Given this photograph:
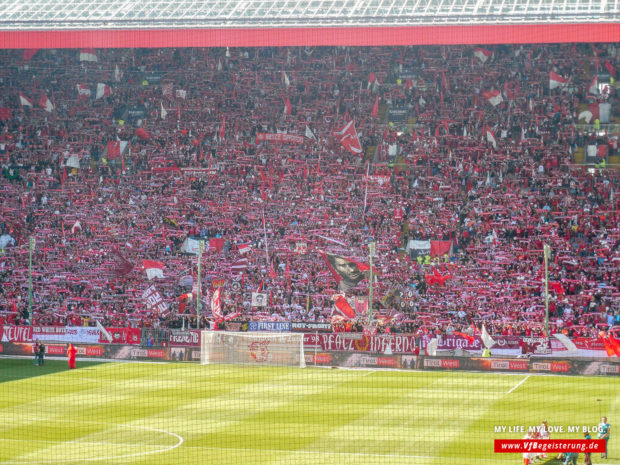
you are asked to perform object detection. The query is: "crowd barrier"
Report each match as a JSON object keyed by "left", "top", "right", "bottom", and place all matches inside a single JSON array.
[
  {"left": 2, "top": 340, "right": 619, "bottom": 376},
  {"left": 2, "top": 325, "right": 617, "bottom": 358}
]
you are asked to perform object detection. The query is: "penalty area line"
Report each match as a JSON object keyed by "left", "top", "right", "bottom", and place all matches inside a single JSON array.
[{"left": 506, "top": 375, "right": 530, "bottom": 394}]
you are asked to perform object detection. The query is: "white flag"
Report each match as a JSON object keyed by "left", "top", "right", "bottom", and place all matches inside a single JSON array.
[
  {"left": 481, "top": 325, "right": 495, "bottom": 349},
  {"left": 160, "top": 102, "right": 167, "bottom": 120},
  {"left": 305, "top": 125, "right": 316, "bottom": 140}
]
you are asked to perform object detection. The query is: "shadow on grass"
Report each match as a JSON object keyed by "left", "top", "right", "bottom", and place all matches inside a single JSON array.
[{"left": 0, "top": 358, "right": 103, "bottom": 383}]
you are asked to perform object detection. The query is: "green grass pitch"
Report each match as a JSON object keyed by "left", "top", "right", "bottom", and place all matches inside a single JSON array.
[{"left": 0, "top": 358, "right": 618, "bottom": 465}]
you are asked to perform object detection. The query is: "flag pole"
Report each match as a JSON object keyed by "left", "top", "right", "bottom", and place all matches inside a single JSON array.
[
  {"left": 543, "top": 244, "right": 550, "bottom": 338},
  {"left": 262, "top": 206, "right": 269, "bottom": 265},
  {"left": 363, "top": 161, "right": 370, "bottom": 220},
  {"left": 196, "top": 240, "right": 204, "bottom": 329},
  {"left": 368, "top": 241, "right": 375, "bottom": 325},
  {"left": 28, "top": 236, "right": 35, "bottom": 323}
]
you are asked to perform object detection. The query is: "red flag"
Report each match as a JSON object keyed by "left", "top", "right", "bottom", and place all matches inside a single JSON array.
[
  {"left": 142, "top": 260, "right": 164, "bottom": 280},
  {"left": 19, "top": 92, "right": 33, "bottom": 107},
  {"left": 441, "top": 71, "right": 449, "bottom": 92},
  {"left": 473, "top": 47, "right": 492, "bottom": 63},
  {"left": 22, "top": 49, "right": 38, "bottom": 61},
  {"left": 549, "top": 281, "right": 565, "bottom": 295},
  {"left": 283, "top": 95, "right": 292, "bottom": 115},
  {"left": 39, "top": 94, "right": 54, "bottom": 112},
  {"left": 599, "top": 332, "right": 615, "bottom": 356},
  {"left": 367, "top": 72, "right": 377, "bottom": 88},
  {"left": 371, "top": 96, "right": 379, "bottom": 118},
  {"left": 604, "top": 60, "right": 615, "bottom": 76},
  {"left": 608, "top": 333, "right": 620, "bottom": 357},
  {"left": 334, "top": 296, "right": 355, "bottom": 319},
  {"left": 135, "top": 128, "right": 150, "bottom": 140},
  {"left": 332, "top": 120, "right": 362, "bottom": 154},
  {"left": 285, "top": 262, "right": 291, "bottom": 292},
  {"left": 549, "top": 71, "right": 568, "bottom": 90},
  {"left": 453, "top": 331, "right": 475, "bottom": 344},
  {"left": 482, "top": 90, "right": 503, "bottom": 106},
  {"left": 219, "top": 117, "right": 225, "bottom": 139},
  {"left": 79, "top": 49, "right": 97, "bottom": 62}
]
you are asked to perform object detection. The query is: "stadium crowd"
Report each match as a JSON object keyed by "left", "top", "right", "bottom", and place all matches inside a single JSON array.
[{"left": 0, "top": 44, "right": 618, "bottom": 338}]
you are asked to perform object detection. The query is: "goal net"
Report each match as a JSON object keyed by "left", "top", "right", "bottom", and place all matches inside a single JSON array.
[{"left": 200, "top": 331, "right": 306, "bottom": 368}]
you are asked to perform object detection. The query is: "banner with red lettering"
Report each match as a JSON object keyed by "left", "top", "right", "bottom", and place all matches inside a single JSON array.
[{"left": 255, "top": 133, "right": 305, "bottom": 145}]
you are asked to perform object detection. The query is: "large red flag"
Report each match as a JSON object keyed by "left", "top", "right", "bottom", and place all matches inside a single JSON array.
[{"left": 332, "top": 120, "right": 362, "bottom": 154}]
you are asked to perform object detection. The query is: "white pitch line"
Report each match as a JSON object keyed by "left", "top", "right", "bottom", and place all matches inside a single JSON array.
[
  {"left": 0, "top": 423, "right": 184, "bottom": 464},
  {"left": 506, "top": 375, "right": 530, "bottom": 394}
]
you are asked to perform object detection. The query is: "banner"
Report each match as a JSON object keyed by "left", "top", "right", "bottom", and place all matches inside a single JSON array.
[
  {"left": 168, "top": 330, "right": 201, "bottom": 347},
  {"left": 0, "top": 325, "right": 33, "bottom": 342},
  {"left": 303, "top": 333, "right": 418, "bottom": 354},
  {"left": 521, "top": 337, "right": 552, "bottom": 355},
  {"left": 291, "top": 322, "right": 332, "bottom": 332},
  {"left": 248, "top": 322, "right": 291, "bottom": 332},
  {"left": 33, "top": 326, "right": 101, "bottom": 344},
  {"left": 251, "top": 292, "right": 268, "bottom": 307},
  {"left": 407, "top": 240, "right": 431, "bottom": 258},
  {"left": 255, "top": 133, "right": 305, "bottom": 145}
]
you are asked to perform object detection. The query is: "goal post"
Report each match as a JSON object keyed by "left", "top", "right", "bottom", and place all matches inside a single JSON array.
[{"left": 200, "top": 331, "right": 306, "bottom": 368}]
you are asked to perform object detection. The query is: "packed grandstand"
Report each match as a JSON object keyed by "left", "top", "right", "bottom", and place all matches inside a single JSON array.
[{"left": 0, "top": 44, "right": 618, "bottom": 342}]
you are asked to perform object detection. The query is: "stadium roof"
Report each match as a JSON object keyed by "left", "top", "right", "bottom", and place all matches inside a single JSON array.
[
  {"left": 0, "top": 0, "right": 617, "bottom": 30},
  {"left": 0, "top": 0, "right": 617, "bottom": 48}
]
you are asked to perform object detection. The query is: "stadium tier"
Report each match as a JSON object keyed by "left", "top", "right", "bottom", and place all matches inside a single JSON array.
[
  {"left": 0, "top": 44, "right": 617, "bottom": 342},
  {"left": 0, "top": 2, "right": 619, "bottom": 462}
]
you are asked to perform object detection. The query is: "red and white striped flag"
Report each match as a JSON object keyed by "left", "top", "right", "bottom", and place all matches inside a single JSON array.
[
  {"left": 79, "top": 49, "right": 98, "bottom": 62},
  {"left": 231, "top": 257, "right": 248, "bottom": 273},
  {"left": 237, "top": 243, "right": 251, "bottom": 255},
  {"left": 39, "top": 94, "right": 54, "bottom": 112},
  {"left": 19, "top": 92, "right": 33, "bottom": 107},
  {"left": 549, "top": 71, "right": 568, "bottom": 90},
  {"left": 95, "top": 83, "right": 111, "bottom": 100},
  {"left": 211, "top": 288, "right": 223, "bottom": 321},
  {"left": 142, "top": 260, "right": 164, "bottom": 280},
  {"left": 473, "top": 47, "right": 492, "bottom": 63},
  {"left": 482, "top": 90, "right": 503, "bottom": 107}
]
